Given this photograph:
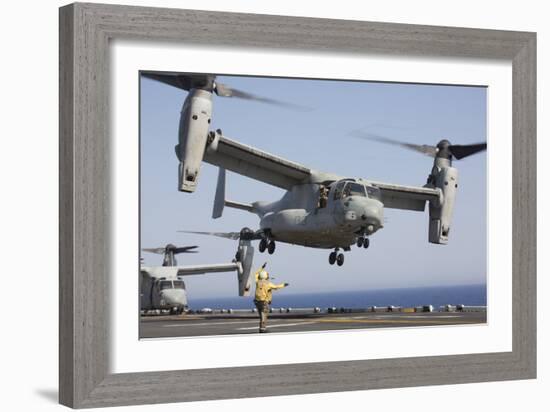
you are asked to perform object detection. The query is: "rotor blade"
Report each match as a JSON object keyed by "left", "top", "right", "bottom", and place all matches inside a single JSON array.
[
  {"left": 142, "top": 72, "right": 212, "bottom": 91},
  {"left": 449, "top": 142, "right": 487, "bottom": 160},
  {"left": 173, "top": 246, "right": 200, "bottom": 254},
  {"left": 214, "top": 82, "right": 311, "bottom": 111},
  {"left": 143, "top": 73, "right": 309, "bottom": 110},
  {"left": 142, "top": 247, "right": 167, "bottom": 254},
  {"left": 349, "top": 130, "right": 437, "bottom": 157},
  {"left": 178, "top": 230, "right": 241, "bottom": 240}
]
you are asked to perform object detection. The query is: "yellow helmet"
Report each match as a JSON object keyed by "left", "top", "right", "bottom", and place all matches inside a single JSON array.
[{"left": 258, "top": 270, "right": 269, "bottom": 280}]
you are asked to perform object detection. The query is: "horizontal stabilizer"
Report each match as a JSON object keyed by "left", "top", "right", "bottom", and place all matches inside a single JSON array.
[{"left": 225, "top": 200, "right": 254, "bottom": 213}]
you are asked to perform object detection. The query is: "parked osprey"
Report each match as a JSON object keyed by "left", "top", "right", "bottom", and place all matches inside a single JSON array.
[
  {"left": 142, "top": 72, "right": 486, "bottom": 267},
  {"left": 140, "top": 242, "right": 255, "bottom": 314}
]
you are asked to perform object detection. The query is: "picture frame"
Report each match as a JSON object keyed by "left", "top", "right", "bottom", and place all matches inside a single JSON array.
[{"left": 59, "top": 2, "right": 536, "bottom": 408}]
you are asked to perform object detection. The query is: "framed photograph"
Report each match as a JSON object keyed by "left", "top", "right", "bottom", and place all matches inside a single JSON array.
[
  {"left": 59, "top": 2, "right": 536, "bottom": 408},
  {"left": 138, "top": 72, "right": 489, "bottom": 340}
]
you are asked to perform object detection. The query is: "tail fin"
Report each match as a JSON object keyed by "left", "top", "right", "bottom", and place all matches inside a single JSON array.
[
  {"left": 212, "top": 168, "right": 255, "bottom": 218},
  {"left": 212, "top": 168, "right": 226, "bottom": 218}
]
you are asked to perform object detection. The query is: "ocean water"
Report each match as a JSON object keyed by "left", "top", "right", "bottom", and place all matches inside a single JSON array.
[{"left": 188, "top": 284, "right": 487, "bottom": 310}]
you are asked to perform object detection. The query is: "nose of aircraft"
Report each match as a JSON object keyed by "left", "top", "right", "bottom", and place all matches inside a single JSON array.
[
  {"left": 344, "top": 197, "right": 384, "bottom": 232},
  {"left": 361, "top": 199, "right": 384, "bottom": 232},
  {"left": 160, "top": 288, "right": 188, "bottom": 307}
]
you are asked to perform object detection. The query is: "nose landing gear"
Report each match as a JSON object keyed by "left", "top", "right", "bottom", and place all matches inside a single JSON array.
[
  {"left": 259, "top": 238, "right": 276, "bottom": 254},
  {"left": 357, "top": 236, "right": 370, "bottom": 249},
  {"left": 267, "top": 240, "right": 276, "bottom": 254},
  {"left": 329, "top": 249, "right": 345, "bottom": 266}
]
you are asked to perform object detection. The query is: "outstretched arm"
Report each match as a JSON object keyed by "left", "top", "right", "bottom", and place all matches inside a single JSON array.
[{"left": 269, "top": 282, "right": 289, "bottom": 290}]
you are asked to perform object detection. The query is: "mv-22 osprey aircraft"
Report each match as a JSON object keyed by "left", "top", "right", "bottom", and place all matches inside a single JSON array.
[
  {"left": 143, "top": 72, "right": 486, "bottom": 267},
  {"left": 140, "top": 242, "right": 255, "bottom": 314}
]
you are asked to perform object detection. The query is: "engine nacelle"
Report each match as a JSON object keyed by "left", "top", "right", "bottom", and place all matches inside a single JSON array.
[
  {"left": 175, "top": 89, "right": 213, "bottom": 192},
  {"left": 235, "top": 238, "right": 255, "bottom": 296},
  {"left": 429, "top": 165, "right": 458, "bottom": 244}
]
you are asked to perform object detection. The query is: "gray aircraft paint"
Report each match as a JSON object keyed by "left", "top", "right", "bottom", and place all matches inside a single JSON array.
[
  {"left": 207, "top": 136, "right": 443, "bottom": 251},
  {"left": 175, "top": 89, "right": 213, "bottom": 192},
  {"left": 428, "top": 147, "right": 459, "bottom": 244},
  {"left": 141, "top": 243, "right": 255, "bottom": 312},
  {"left": 143, "top": 73, "right": 484, "bottom": 265}
]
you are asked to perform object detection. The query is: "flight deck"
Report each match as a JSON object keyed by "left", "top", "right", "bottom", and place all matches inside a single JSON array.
[{"left": 140, "top": 308, "right": 486, "bottom": 338}]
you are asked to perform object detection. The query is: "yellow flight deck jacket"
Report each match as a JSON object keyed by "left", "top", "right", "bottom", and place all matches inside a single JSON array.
[{"left": 254, "top": 269, "right": 286, "bottom": 303}]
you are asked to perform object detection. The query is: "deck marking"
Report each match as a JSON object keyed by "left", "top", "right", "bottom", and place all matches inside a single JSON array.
[
  {"left": 362, "top": 315, "right": 463, "bottom": 319},
  {"left": 163, "top": 320, "right": 260, "bottom": 327},
  {"left": 237, "top": 321, "right": 318, "bottom": 330},
  {"left": 317, "top": 318, "right": 483, "bottom": 325}
]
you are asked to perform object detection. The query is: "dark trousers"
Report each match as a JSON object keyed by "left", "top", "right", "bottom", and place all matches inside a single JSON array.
[{"left": 254, "top": 300, "right": 270, "bottom": 331}]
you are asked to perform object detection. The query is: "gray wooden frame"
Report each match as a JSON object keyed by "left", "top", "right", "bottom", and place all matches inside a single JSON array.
[{"left": 59, "top": 2, "right": 536, "bottom": 408}]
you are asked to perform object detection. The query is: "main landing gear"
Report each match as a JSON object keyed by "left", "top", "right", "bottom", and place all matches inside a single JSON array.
[
  {"left": 259, "top": 238, "right": 276, "bottom": 255},
  {"left": 329, "top": 237, "right": 369, "bottom": 267},
  {"left": 357, "top": 236, "right": 370, "bottom": 249},
  {"left": 329, "top": 249, "right": 345, "bottom": 266}
]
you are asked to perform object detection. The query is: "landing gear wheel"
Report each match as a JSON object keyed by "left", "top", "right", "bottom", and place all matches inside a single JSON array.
[
  {"left": 267, "top": 240, "right": 276, "bottom": 255},
  {"left": 259, "top": 238, "right": 267, "bottom": 253},
  {"left": 363, "top": 238, "right": 370, "bottom": 249},
  {"left": 329, "top": 251, "right": 337, "bottom": 265},
  {"left": 357, "top": 237, "right": 364, "bottom": 247},
  {"left": 336, "top": 253, "right": 345, "bottom": 266}
]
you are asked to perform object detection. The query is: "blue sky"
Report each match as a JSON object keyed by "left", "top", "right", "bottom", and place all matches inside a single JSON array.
[{"left": 140, "top": 74, "right": 487, "bottom": 299}]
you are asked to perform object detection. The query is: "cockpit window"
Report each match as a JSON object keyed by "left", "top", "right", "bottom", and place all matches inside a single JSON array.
[
  {"left": 366, "top": 186, "right": 382, "bottom": 200},
  {"left": 334, "top": 181, "right": 367, "bottom": 199},
  {"left": 159, "top": 280, "right": 173, "bottom": 290},
  {"left": 343, "top": 183, "right": 366, "bottom": 198},
  {"left": 173, "top": 280, "right": 185, "bottom": 289},
  {"left": 333, "top": 181, "right": 347, "bottom": 200}
]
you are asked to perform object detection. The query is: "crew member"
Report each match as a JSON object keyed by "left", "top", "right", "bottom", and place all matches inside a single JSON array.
[
  {"left": 254, "top": 263, "right": 289, "bottom": 333},
  {"left": 319, "top": 185, "right": 328, "bottom": 208}
]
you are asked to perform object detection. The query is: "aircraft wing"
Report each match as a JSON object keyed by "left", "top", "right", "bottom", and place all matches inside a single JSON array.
[
  {"left": 176, "top": 263, "right": 242, "bottom": 276},
  {"left": 370, "top": 182, "right": 442, "bottom": 212},
  {"left": 204, "top": 135, "right": 312, "bottom": 189},
  {"left": 141, "top": 263, "right": 242, "bottom": 278}
]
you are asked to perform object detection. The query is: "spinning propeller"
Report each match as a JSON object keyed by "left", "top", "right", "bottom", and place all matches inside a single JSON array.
[
  {"left": 350, "top": 131, "right": 487, "bottom": 160},
  {"left": 178, "top": 228, "right": 261, "bottom": 241},
  {"left": 142, "top": 72, "right": 307, "bottom": 110},
  {"left": 142, "top": 244, "right": 199, "bottom": 267},
  {"left": 142, "top": 244, "right": 199, "bottom": 255}
]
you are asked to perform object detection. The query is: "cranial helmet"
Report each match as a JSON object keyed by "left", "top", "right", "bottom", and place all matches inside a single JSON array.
[{"left": 258, "top": 270, "right": 269, "bottom": 280}]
